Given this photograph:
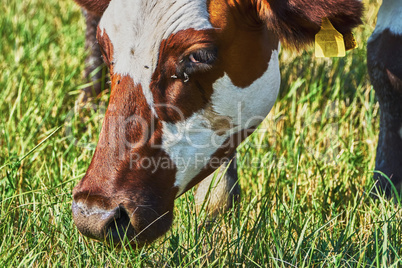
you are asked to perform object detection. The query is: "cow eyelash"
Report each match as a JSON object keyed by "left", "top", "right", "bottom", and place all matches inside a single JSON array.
[
  {"left": 181, "top": 47, "right": 218, "bottom": 75},
  {"left": 188, "top": 49, "right": 217, "bottom": 65}
]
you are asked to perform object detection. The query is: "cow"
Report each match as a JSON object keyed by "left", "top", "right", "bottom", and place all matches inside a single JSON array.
[
  {"left": 367, "top": 0, "right": 402, "bottom": 196},
  {"left": 71, "top": 0, "right": 364, "bottom": 246}
]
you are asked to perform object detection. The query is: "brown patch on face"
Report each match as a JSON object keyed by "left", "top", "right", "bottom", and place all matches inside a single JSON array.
[
  {"left": 150, "top": 29, "right": 222, "bottom": 122},
  {"left": 73, "top": 73, "right": 177, "bottom": 201},
  {"left": 209, "top": 0, "right": 279, "bottom": 87}
]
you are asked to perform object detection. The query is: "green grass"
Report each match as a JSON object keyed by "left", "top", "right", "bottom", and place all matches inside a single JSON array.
[{"left": 1, "top": 0, "right": 401, "bottom": 266}]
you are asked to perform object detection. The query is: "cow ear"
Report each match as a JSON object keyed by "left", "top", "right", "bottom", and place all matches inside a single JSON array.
[
  {"left": 75, "top": 0, "right": 111, "bottom": 16},
  {"left": 257, "top": 0, "right": 363, "bottom": 49}
]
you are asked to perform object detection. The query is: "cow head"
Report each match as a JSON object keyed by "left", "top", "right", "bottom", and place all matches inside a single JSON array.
[{"left": 72, "top": 0, "right": 363, "bottom": 246}]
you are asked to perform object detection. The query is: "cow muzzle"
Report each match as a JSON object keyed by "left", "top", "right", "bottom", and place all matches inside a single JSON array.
[
  {"left": 72, "top": 201, "right": 136, "bottom": 245},
  {"left": 71, "top": 189, "right": 175, "bottom": 247}
]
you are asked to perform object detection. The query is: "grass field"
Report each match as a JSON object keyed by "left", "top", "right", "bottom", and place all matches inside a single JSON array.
[{"left": 1, "top": 0, "right": 401, "bottom": 266}]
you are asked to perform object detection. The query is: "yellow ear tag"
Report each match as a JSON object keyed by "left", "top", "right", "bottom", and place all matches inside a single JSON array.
[
  {"left": 315, "top": 18, "right": 345, "bottom": 57},
  {"left": 344, "top": 31, "right": 358, "bottom": 51}
]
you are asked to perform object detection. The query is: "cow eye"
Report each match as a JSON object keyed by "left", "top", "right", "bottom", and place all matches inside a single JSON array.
[
  {"left": 183, "top": 47, "right": 217, "bottom": 74},
  {"left": 189, "top": 49, "right": 217, "bottom": 64}
]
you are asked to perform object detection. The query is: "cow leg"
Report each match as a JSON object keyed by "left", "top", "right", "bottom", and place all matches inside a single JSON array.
[
  {"left": 77, "top": 9, "right": 106, "bottom": 105},
  {"left": 194, "top": 153, "right": 241, "bottom": 218},
  {"left": 367, "top": 27, "right": 402, "bottom": 195}
]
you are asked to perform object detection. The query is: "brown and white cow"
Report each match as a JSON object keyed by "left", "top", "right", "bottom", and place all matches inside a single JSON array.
[
  {"left": 71, "top": 0, "right": 363, "bottom": 246},
  {"left": 367, "top": 0, "right": 402, "bottom": 196}
]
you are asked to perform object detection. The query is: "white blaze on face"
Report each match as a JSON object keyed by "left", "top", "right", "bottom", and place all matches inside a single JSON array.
[
  {"left": 98, "top": 0, "right": 212, "bottom": 113},
  {"left": 369, "top": 0, "right": 402, "bottom": 41},
  {"left": 164, "top": 49, "right": 281, "bottom": 196}
]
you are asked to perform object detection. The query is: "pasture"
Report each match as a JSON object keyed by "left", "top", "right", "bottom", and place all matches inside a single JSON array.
[{"left": 1, "top": 0, "right": 401, "bottom": 266}]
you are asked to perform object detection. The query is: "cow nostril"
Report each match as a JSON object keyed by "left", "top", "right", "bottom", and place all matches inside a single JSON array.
[{"left": 106, "top": 205, "right": 135, "bottom": 243}]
